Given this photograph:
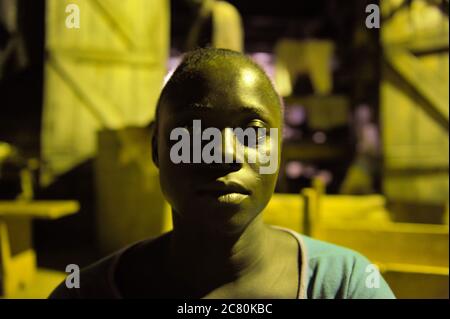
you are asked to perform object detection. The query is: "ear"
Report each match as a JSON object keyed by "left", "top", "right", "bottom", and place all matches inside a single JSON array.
[{"left": 148, "top": 121, "right": 159, "bottom": 167}]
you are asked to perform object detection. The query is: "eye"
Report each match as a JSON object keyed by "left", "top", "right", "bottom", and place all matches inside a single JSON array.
[
  {"left": 235, "top": 120, "right": 269, "bottom": 148},
  {"left": 246, "top": 119, "right": 266, "bottom": 130}
]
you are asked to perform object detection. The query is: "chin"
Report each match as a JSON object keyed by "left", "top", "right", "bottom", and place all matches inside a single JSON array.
[{"left": 197, "top": 204, "right": 256, "bottom": 236}]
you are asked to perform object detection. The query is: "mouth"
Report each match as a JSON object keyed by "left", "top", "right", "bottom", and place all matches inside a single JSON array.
[{"left": 197, "top": 181, "right": 251, "bottom": 205}]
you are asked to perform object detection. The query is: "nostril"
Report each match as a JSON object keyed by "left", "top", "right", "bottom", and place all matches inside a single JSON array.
[{"left": 198, "top": 160, "right": 242, "bottom": 172}]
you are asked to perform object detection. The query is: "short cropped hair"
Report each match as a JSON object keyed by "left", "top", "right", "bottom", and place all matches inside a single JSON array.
[{"left": 153, "top": 47, "right": 284, "bottom": 130}]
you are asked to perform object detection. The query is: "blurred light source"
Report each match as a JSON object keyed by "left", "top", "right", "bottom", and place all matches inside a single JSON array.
[
  {"left": 286, "top": 104, "right": 306, "bottom": 126},
  {"left": 303, "top": 165, "right": 316, "bottom": 178},
  {"left": 282, "top": 126, "right": 303, "bottom": 140},
  {"left": 312, "top": 131, "right": 327, "bottom": 144},
  {"left": 317, "top": 170, "right": 333, "bottom": 185},
  {"left": 282, "top": 126, "right": 294, "bottom": 139},
  {"left": 250, "top": 52, "right": 275, "bottom": 81},
  {"left": 252, "top": 52, "right": 272, "bottom": 64},
  {"left": 285, "top": 161, "right": 303, "bottom": 179},
  {"left": 355, "top": 104, "right": 372, "bottom": 124}
]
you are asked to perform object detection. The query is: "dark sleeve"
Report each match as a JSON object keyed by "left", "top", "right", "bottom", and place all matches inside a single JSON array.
[
  {"left": 48, "top": 280, "right": 80, "bottom": 299},
  {"left": 48, "top": 254, "right": 120, "bottom": 299}
]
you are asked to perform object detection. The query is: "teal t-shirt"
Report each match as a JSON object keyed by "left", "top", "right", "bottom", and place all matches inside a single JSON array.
[{"left": 299, "top": 234, "right": 395, "bottom": 299}]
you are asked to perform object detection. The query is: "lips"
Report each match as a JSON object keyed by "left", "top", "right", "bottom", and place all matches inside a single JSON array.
[
  {"left": 197, "top": 181, "right": 251, "bottom": 205},
  {"left": 198, "top": 181, "right": 251, "bottom": 196}
]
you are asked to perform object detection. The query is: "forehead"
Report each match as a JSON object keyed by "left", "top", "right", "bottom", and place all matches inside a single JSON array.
[{"left": 160, "top": 60, "right": 281, "bottom": 126}]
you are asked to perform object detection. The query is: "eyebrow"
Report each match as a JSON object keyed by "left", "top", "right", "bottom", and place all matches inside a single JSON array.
[
  {"left": 178, "top": 103, "right": 274, "bottom": 124},
  {"left": 238, "top": 105, "right": 273, "bottom": 124}
]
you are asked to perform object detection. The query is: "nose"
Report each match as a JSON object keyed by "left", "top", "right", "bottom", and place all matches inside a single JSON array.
[
  {"left": 221, "top": 127, "right": 246, "bottom": 166},
  {"left": 199, "top": 127, "right": 243, "bottom": 173}
]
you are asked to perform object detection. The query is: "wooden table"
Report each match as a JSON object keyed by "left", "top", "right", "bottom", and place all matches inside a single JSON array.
[{"left": 0, "top": 200, "right": 79, "bottom": 297}]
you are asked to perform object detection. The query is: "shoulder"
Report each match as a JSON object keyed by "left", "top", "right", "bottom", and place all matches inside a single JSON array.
[
  {"left": 48, "top": 234, "right": 168, "bottom": 299},
  {"left": 48, "top": 251, "right": 121, "bottom": 299},
  {"left": 114, "top": 232, "right": 173, "bottom": 298},
  {"left": 302, "top": 234, "right": 365, "bottom": 264},
  {"left": 299, "top": 235, "right": 395, "bottom": 299}
]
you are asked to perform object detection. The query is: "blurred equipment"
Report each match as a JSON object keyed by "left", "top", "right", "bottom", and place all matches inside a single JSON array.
[
  {"left": 185, "top": 0, "right": 243, "bottom": 52},
  {"left": 0, "top": 200, "right": 79, "bottom": 297},
  {"left": 41, "top": 0, "right": 170, "bottom": 185},
  {"left": 380, "top": 0, "right": 449, "bottom": 223},
  {"left": 95, "top": 128, "right": 169, "bottom": 254},
  {"left": 0, "top": 142, "right": 39, "bottom": 201},
  {"left": 0, "top": 0, "right": 29, "bottom": 80},
  {"left": 274, "top": 39, "right": 334, "bottom": 97},
  {"left": 277, "top": 95, "right": 353, "bottom": 194},
  {"left": 41, "top": 0, "right": 170, "bottom": 253},
  {"left": 340, "top": 105, "right": 381, "bottom": 195}
]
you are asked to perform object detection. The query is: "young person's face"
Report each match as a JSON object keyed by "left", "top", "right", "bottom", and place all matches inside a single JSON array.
[{"left": 156, "top": 59, "right": 282, "bottom": 235}]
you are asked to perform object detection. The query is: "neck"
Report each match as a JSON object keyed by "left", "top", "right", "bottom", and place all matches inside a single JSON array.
[{"left": 168, "top": 213, "right": 274, "bottom": 294}]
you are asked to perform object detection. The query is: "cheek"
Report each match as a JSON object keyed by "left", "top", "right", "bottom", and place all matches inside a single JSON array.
[
  {"left": 260, "top": 173, "right": 278, "bottom": 200},
  {"left": 157, "top": 142, "right": 190, "bottom": 208},
  {"left": 245, "top": 138, "right": 280, "bottom": 178},
  {"left": 245, "top": 166, "right": 278, "bottom": 214},
  {"left": 246, "top": 147, "right": 279, "bottom": 212}
]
